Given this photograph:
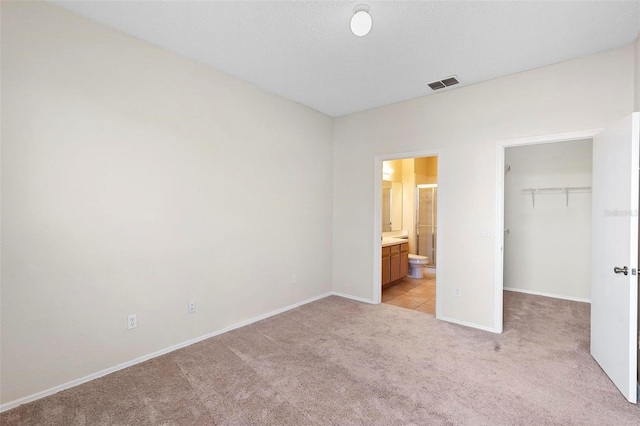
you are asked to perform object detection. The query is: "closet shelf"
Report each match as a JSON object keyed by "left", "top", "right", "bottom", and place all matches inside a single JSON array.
[{"left": 522, "top": 186, "right": 591, "bottom": 207}]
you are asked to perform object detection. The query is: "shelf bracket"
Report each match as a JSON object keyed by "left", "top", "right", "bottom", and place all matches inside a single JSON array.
[{"left": 530, "top": 188, "right": 535, "bottom": 208}]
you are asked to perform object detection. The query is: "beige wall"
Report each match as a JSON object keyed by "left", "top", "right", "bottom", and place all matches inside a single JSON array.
[
  {"left": 1, "top": 2, "right": 333, "bottom": 404},
  {"left": 3, "top": 0, "right": 639, "bottom": 409},
  {"left": 332, "top": 45, "right": 635, "bottom": 328}
]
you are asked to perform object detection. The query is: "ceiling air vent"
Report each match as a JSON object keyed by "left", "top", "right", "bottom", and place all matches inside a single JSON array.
[
  {"left": 427, "top": 81, "right": 446, "bottom": 90},
  {"left": 427, "top": 75, "right": 460, "bottom": 91}
]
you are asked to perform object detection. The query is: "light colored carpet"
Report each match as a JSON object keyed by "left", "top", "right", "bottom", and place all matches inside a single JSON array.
[{"left": 2, "top": 292, "right": 640, "bottom": 425}]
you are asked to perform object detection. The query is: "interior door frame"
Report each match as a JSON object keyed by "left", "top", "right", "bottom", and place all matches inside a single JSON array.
[
  {"left": 494, "top": 128, "right": 602, "bottom": 332},
  {"left": 374, "top": 149, "right": 443, "bottom": 316}
]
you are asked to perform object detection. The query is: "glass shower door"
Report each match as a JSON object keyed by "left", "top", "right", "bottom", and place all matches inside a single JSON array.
[{"left": 416, "top": 185, "right": 437, "bottom": 267}]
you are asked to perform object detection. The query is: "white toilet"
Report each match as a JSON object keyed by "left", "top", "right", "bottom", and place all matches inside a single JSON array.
[{"left": 408, "top": 254, "right": 429, "bottom": 279}]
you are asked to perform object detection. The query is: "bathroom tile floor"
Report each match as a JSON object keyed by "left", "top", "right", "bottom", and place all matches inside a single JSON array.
[{"left": 382, "top": 271, "right": 436, "bottom": 315}]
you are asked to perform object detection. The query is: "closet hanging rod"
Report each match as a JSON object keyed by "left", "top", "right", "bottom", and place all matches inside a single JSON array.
[
  {"left": 521, "top": 186, "right": 591, "bottom": 192},
  {"left": 521, "top": 186, "right": 591, "bottom": 207}
]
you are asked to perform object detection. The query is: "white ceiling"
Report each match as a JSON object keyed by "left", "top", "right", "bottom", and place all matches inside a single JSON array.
[{"left": 49, "top": 1, "right": 640, "bottom": 117}]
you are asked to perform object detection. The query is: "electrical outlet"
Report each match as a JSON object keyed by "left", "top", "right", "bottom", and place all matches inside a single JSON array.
[
  {"left": 455, "top": 288, "right": 460, "bottom": 297},
  {"left": 292, "top": 274, "right": 297, "bottom": 284},
  {"left": 127, "top": 314, "right": 137, "bottom": 330},
  {"left": 188, "top": 299, "right": 196, "bottom": 314}
]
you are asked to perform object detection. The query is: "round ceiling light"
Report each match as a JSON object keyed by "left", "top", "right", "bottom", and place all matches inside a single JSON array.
[{"left": 350, "top": 5, "right": 372, "bottom": 37}]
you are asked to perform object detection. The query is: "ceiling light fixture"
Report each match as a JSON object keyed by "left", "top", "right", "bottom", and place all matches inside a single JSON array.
[{"left": 350, "top": 4, "right": 372, "bottom": 37}]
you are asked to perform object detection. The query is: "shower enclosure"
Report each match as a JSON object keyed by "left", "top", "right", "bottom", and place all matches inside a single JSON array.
[{"left": 416, "top": 184, "right": 437, "bottom": 267}]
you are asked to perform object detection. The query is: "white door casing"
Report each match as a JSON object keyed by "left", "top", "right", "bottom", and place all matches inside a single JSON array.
[
  {"left": 591, "top": 112, "right": 639, "bottom": 403},
  {"left": 495, "top": 128, "right": 602, "bottom": 334}
]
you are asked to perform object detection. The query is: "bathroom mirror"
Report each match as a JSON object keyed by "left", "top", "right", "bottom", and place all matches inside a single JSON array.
[{"left": 382, "top": 180, "right": 403, "bottom": 232}]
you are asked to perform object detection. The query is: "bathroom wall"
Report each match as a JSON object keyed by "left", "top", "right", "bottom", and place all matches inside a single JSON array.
[
  {"left": 332, "top": 44, "right": 635, "bottom": 330},
  {"left": 415, "top": 157, "right": 438, "bottom": 185},
  {"left": 401, "top": 159, "right": 416, "bottom": 252},
  {"left": 504, "top": 140, "right": 593, "bottom": 301},
  {"left": 1, "top": 2, "right": 333, "bottom": 405},
  {"left": 382, "top": 159, "right": 403, "bottom": 182}
]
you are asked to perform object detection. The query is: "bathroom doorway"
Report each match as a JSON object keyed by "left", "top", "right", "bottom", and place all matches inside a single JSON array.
[{"left": 378, "top": 155, "right": 439, "bottom": 315}]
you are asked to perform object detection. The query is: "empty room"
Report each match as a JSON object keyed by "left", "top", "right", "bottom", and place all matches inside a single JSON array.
[{"left": 2, "top": 1, "right": 640, "bottom": 424}]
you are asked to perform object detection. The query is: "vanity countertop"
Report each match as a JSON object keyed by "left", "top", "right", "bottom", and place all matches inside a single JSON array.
[{"left": 381, "top": 237, "right": 408, "bottom": 247}]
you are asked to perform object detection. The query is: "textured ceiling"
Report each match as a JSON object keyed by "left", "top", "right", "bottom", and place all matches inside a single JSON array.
[{"left": 49, "top": 1, "right": 640, "bottom": 117}]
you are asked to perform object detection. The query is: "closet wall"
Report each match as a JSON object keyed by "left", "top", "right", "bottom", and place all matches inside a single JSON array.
[{"left": 504, "top": 139, "right": 593, "bottom": 301}]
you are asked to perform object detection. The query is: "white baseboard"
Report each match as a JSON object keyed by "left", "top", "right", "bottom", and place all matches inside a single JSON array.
[
  {"left": 332, "top": 291, "right": 375, "bottom": 304},
  {"left": 438, "top": 315, "right": 501, "bottom": 334},
  {"left": 0, "top": 291, "right": 333, "bottom": 413},
  {"left": 504, "top": 287, "right": 590, "bottom": 303}
]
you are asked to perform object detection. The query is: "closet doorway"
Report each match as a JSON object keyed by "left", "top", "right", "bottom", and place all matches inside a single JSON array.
[
  {"left": 496, "top": 117, "right": 640, "bottom": 403},
  {"left": 503, "top": 139, "right": 593, "bottom": 303}
]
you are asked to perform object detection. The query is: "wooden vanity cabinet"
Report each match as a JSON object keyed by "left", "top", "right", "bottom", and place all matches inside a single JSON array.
[
  {"left": 399, "top": 243, "right": 409, "bottom": 277},
  {"left": 389, "top": 244, "right": 401, "bottom": 282},
  {"left": 381, "top": 247, "right": 391, "bottom": 285},
  {"left": 382, "top": 242, "right": 409, "bottom": 286}
]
